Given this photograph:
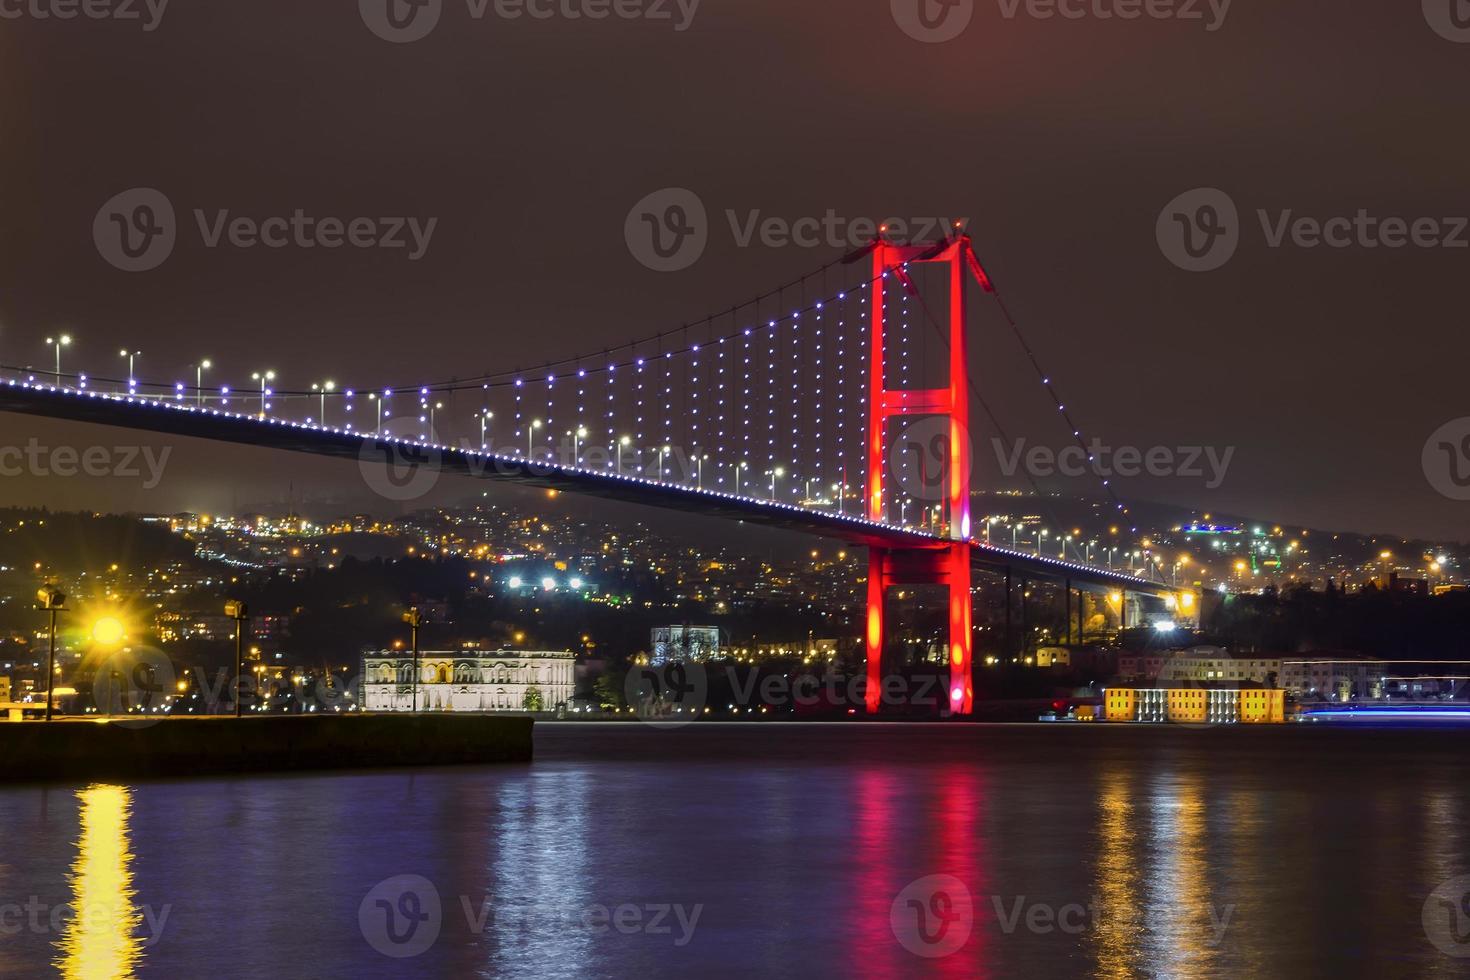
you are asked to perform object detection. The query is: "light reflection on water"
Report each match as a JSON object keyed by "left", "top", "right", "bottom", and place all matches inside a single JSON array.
[
  {"left": 0, "top": 725, "right": 1465, "bottom": 977},
  {"left": 1094, "top": 773, "right": 1141, "bottom": 980},
  {"left": 55, "top": 784, "right": 143, "bottom": 980}
]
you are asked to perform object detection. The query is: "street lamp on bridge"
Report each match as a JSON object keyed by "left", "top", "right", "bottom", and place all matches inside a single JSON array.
[
  {"left": 118, "top": 349, "right": 139, "bottom": 392},
  {"left": 251, "top": 370, "right": 275, "bottom": 418},
  {"left": 194, "top": 360, "right": 211, "bottom": 407},
  {"left": 45, "top": 335, "right": 71, "bottom": 386}
]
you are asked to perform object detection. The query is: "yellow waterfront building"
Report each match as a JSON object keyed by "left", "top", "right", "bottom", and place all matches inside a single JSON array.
[{"left": 1103, "top": 687, "right": 1285, "bottom": 724}]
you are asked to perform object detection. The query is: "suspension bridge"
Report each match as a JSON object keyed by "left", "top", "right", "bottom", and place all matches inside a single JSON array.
[{"left": 0, "top": 232, "right": 1181, "bottom": 715}]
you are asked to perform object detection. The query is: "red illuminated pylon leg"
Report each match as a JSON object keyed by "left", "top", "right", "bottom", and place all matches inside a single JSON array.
[{"left": 863, "top": 233, "right": 984, "bottom": 717}]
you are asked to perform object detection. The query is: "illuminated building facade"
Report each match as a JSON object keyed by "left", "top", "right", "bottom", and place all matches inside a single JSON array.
[
  {"left": 1103, "top": 688, "right": 1286, "bottom": 724},
  {"left": 650, "top": 626, "right": 723, "bottom": 665},
  {"left": 361, "top": 649, "right": 576, "bottom": 712}
]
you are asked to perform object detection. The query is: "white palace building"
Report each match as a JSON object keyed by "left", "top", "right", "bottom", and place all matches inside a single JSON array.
[{"left": 361, "top": 648, "right": 576, "bottom": 712}]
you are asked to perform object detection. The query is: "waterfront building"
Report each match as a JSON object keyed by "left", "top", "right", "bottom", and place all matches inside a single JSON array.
[
  {"left": 1117, "top": 648, "right": 1385, "bottom": 701},
  {"left": 361, "top": 648, "right": 576, "bottom": 712},
  {"left": 1103, "top": 687, "right": 1286, "bottom": 724}
]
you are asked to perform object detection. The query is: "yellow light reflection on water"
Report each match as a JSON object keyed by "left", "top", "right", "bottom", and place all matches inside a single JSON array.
[
  {"left": 1094, "top": 777, "right": 1141, "bottom": 980},
  {"left": 55, "top": 784, "right": 144, "bottom": 979}
]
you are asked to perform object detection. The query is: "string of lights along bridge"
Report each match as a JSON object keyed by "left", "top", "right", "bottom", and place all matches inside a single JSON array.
[
  {"left": 1, "top": 234, "right": 1174, "bottom": 716},
  {"left": 10, "top": 235, "right": 1122, "bottom": 545}
]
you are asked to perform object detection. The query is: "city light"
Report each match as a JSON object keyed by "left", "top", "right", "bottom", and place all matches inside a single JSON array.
[{"left": 91, "top": 617, "right": 126, "bottom": 647}]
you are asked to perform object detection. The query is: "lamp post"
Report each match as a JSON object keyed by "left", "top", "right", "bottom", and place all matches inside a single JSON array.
[
  {"left": 696, "top": 454, "right": 707, "bottom": 490},
  {"left": 528, "top": 419, "right": 542, "bottom": 458},
  {"left": 573, "top": 426, "right": 588, "bottom": 466},
  {"left": 36, "top": 587, "right": 65, "bottom": 721},
  {"left": 312, "top": 381, "right": 335, "bottom": 426},
  {"left": 735, "top": 461, "right": 748, "bottom": 496},
  {"left": 769, "top": 466, "right": 784, "bottom": 500},
  {"left": 195, "top": 360, "right": 211, "bottom": 407},
  {"left": 251, "top": 370, "right": 275, "bottom": 418},
  {"left": 226, "top": 600, "right": 249, "bottom": 718},
  {"left": 45, "top": 335, "right": 71, "bottom": 386},
  {"left": 118, "top": 349, "right": 139, "bottom": 392},
  {"left": 618, "top": 436, "right": 632, "bottom": 475},
  {"left": 371, "top": 390, "right": 391, "bottom": 435},
  {"left": 403, "top": 607, "right": 423, "bottom": 713},
  {"left": 481, "top": 410, "right": 494, "bottom": 451}
]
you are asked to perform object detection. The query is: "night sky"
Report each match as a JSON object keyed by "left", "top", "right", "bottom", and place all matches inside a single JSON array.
[{"left": 0, "top": 1, "right": 1466, "bottom": 540}]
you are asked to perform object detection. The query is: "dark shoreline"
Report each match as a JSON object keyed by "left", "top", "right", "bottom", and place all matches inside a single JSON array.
[{"left": 0, "top": 714, "right": 533, "bottom": 784}]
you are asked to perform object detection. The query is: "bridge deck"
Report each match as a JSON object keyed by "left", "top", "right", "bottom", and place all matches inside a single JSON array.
[{"left": 0, "top": 380, "right": 1169, "bottom": 595}]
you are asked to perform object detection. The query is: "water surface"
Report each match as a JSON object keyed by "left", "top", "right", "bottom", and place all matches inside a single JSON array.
[{"left": 0, "top": 723, "right": 1467, "bottom": 977}]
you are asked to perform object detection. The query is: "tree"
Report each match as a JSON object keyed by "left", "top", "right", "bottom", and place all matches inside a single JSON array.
[
  {"left": 593, "top": 670, "right": 625, "bottom": 710},
  {"left": 522, "top": 686, "right": 544, "bottom": 711}
]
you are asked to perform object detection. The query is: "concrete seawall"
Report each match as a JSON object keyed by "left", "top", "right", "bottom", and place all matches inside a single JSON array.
[{"left": 0, "top": 715, "right": 533, "bottom": 783}]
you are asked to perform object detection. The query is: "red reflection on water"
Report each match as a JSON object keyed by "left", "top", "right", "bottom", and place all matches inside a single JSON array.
[{"left": 850, "top": 764, "right": 990, "bottom": 978}]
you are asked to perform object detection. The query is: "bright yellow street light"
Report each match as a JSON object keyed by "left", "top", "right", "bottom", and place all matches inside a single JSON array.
[{"left": 91, "top": 617, "right": 126, "bottom": 647}]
